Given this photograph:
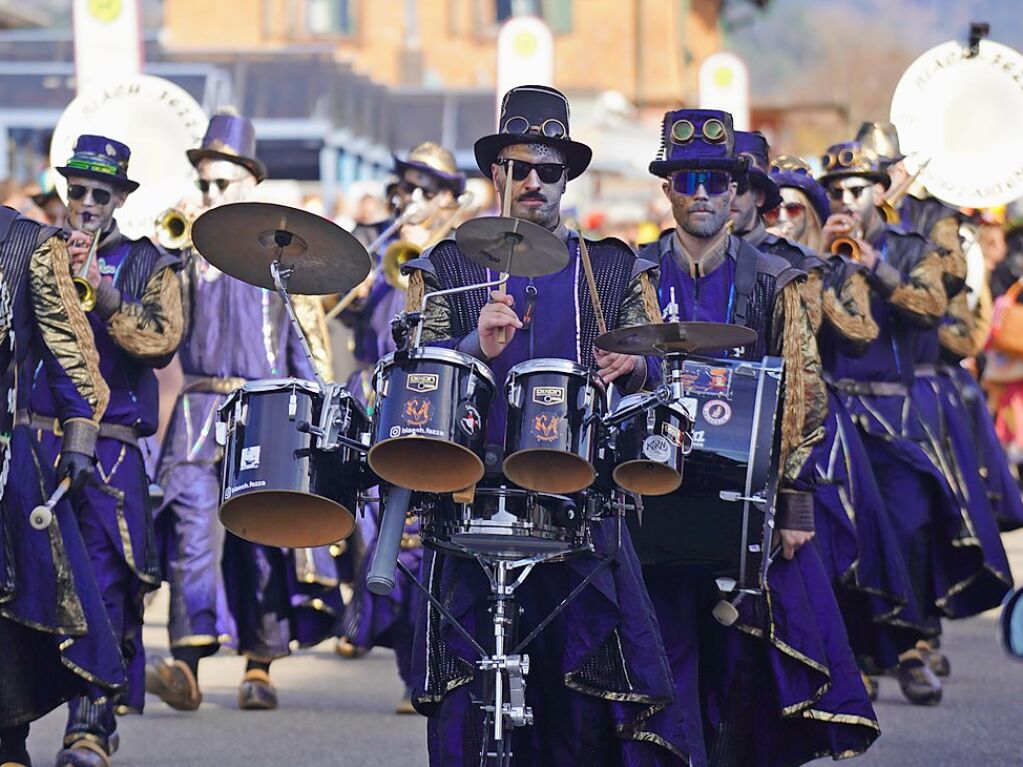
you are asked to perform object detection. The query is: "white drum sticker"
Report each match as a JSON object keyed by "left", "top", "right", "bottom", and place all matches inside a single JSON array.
[
  {"left": 642, "top": 435, "right": 673, "bottom": 463},
  {"left": 240, "top": 445, "right": 261, "bottom": 470},
  {"left": 702, "top": 399, "right": 732, "bottom": 426}
]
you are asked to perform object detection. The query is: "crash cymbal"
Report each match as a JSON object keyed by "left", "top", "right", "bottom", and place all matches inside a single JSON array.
[
  {"left": 455, "top": 216, "right": 567, "bottom": 277},
  {"left": 191, "top": 202, "right": 370, "bottom": 295},
  {"left": 594, "top": 321, "right": 758, "bottom": 356}
]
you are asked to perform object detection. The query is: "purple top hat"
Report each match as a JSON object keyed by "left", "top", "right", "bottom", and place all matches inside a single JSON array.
[
  {"left": 769, "top": 156, "right": 832, "bottom": 225},
  {"left": 649, "top": 108, "right": 748, "bottom": 178},
  {"left": 393, "top": 141, "right": 466, "bottom": 194},
  {"left": 817, "top": 141, "right": 890, "bottom": 190},
  {"left": 474, "top": 85, "right": 592, "bottom": 180},
  {"left": 187, "top": 110, "right": 267, "bottom": 183},
  {"left": 734, "top": 130, "right": 782, "bottom": 214},
  {"left": 56, "top": 134, "right": 139, "bottom": 192}
]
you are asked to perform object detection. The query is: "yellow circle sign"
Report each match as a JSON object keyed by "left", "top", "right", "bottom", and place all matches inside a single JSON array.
[
  {"left": 513, "top": 31, "right": 538, "bottom": 58},
  {"left": 713, "top": 66, "right": 734, "bottom": 88},
  {"left": 88, "top": 0, "right": 122, "bottom": 23}
]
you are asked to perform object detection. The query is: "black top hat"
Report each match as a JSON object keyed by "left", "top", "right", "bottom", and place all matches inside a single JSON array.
[{"left": 474, "top": 85, "right": 592, "bottom": 181}]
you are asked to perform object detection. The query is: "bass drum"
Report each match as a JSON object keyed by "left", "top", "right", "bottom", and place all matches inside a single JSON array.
[{"left": 219, "top": 379, "right": 366, "bottom": 548}]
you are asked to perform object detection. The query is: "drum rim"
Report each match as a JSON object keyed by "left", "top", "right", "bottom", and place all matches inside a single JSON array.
[
  {"left": 376, "top": 347, "right": 497, "bottom": 389},
  {"left": 219, "top": 488, "right": 356, "bottom": 547},
  {"left": 506, "top": 357, "right": 595, "bottom": 380},
  {"left": 236, "top": 377, "right": 321, "bottom": 395}
]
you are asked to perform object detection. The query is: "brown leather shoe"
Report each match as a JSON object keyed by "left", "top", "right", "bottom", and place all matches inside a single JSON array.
[
  {"left": 916, "top": 640, "right": 951, "bottom": 677},
  {"left": 54, "top": 736, "right": 112, "bottom": 767},
  {"left": 896, "top": 651, "right": 942, "bottom": 705},
  {"left": 145, "top": 658, "right": 202, "bottom": 711},
  {"left": 238, "top": 669, "right": 278, "bottom": 711}
]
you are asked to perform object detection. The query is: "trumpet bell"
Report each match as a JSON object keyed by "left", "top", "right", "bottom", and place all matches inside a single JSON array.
[
  {"left": 831, "top": 236, "right": 861, "bottom": 261},
  {"left": 155, "top": 208, "right": 194, "bottom": 250},
  {"left": 382, "top": 241, "right": 418, "bottom": 291},
  {"left": 74, "top": 277, "right": 96, "bottom": 312}
]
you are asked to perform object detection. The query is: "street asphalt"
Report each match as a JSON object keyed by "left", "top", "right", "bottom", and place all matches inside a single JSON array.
[{"left": 26, "top": 529, "right": 1023, "bottom": 767}]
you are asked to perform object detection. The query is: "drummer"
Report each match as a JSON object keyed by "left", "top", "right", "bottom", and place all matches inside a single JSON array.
[
  {"left": 147, "top": 109, "right": 341, "bottom": 713},
  {"left": 635, "top": 109, "right": 879, "bottom": 765},
  {"left": 403, "top": 84, "right": 686, "bottom": 764}
]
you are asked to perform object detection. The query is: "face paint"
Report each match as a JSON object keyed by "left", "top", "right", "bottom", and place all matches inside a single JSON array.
[
  {"left": 196, "top": 158, "right": 256, "bottom": 209},
  {"left": 493, "top": 143, "right": 567, "bottom": 230}
]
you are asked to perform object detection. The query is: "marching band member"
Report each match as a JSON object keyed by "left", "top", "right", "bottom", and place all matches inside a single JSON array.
[
  {"left": 22, "top": 135, "right": 184, "bottom": 765},
  {"left": 338, "top": 143, "right": 467, "bottom": 714},
  {"left": 0, "top": 209, "right": 125, "bottom": 767},
  {"left": 814, "top": 140, "right": 1009, "bottom": 703},
  {"left": 636, "top": 109, "right": 878, "bottom": 766},
  {"left": 146, "top": 110, "right": 341, "bottom": 713},
  {"left": 405, "top": 84, "right": 685, "bottom": 765}
]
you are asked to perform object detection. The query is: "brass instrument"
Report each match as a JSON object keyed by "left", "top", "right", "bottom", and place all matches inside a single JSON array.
[
  {"left": 878, "top": 159, "right": 930, "bottom": 225},
  {"left": 155, "top": 207, "right": 195, "bottom": 250},
  {"left": 73, "top": 230, "right": 101, "bottom": 311},
  {"left": 830, "top": 236, "right": 860, "bottom": 261}
]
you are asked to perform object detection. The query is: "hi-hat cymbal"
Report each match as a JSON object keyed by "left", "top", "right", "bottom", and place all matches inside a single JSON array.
[
  {"left": 191, "top": 202, "right": 370, "bottom": 295},
  {"left": 455, "top": 216, "right": 567, "bottom": 277},
  {"left": 595, "top": 322, "right": 758, "bottom": 356}
]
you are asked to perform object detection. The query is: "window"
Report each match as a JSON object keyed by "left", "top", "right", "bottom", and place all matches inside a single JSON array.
[
  {"left": 491, "top": 0, "right": 572, "bottom": 34},
  {"left": 303, "top": 0, "right": 356, "bottom": 37}
]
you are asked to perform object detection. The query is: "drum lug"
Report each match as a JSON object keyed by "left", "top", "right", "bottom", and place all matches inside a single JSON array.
[
  {"left": 508, "top": 381, "right": 522, "bottom": 409},
  {"left": 466, "top": 369, "right": 478, "bottom": 398},
  {"left": 214, "top": 420, "right": 227, "bottom": 447},
  {"left": 289, "top": 392, "right": 298, "bottom": 420},
  {"left": 718, "top": 490, "right": 767, "bottom": 506}
]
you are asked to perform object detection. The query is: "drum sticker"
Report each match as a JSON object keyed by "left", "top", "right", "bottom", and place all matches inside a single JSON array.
[
  {"left": 683, "top": 363, "right": 733, "bottom": 399},
  {"left": 239, "top": 446, "right": 261, "bottom": 471},
  {"left": 532, "top": 386, "right": 566, "bottom": 406},
  {"left": 661, "top": 422, "right": 684, "bottom": 448},
  {"left": 406, "top": 373, "right": 439, "bottom": 393},
  {"left": 460, "top": 405, "right": 481, "bottom": 437},
  {"left": 532, "top": 413, "right": 561, "bottom": 442},
  {"left": 702, "top": 399, "right": 732, "bottom": 426},
  {"left": 404, "top": 398, "right": 431, "bottom": 427},
  {"left": 642, "top": 435, "right": 673, "bottom": 463}
]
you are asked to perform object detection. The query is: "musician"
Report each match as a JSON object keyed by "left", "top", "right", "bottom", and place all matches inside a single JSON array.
[
  {"left": 814, "top": 139, "right": 1011, "bottom": 703},
  {"left": 767, "top": 155, "right": 925, "bottom": 703},
  {"left": 0, "top": 209, "right": 126, "bottom": 767},
  {"left": 405, "top": 84, "right": 684, "bottom": 764},
  {"left": 338, "top": 142, "right": 467, "bottom": 714},
  {"left": 16, "top": 136, "right": 182, "bottom": 764},
  {"left": 146, "top": 110, "right": 341, "bottom": 713},
  {"left": 636, "top": 109, "right": 878, "bottom": 766}
]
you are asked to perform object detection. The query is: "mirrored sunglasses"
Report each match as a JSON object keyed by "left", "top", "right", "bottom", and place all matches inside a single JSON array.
[{"left": 671, "top": 170, "right": 732, "bottom": 195}]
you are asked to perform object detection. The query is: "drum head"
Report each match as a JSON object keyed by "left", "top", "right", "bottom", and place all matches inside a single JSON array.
[
  {"left": 613, "top": 460, "right": 683, "bottom": 496},
  {"left": 369, "top": 438, "right": 484, "bottom": 493},
  {"left": 220, "top": 492, "right": 356, "bottom": 548},
  {"left": 503, "top": 449, "right": 595, "bottom": 494}
]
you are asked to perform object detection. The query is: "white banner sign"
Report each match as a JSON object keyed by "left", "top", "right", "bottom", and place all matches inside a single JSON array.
[
  {"left": 73, "top": 0, "right": 143, "bottom": 95},
  {"left": 699, "top": 52, "right": 750, "bottom": 130},
  {"left": 496, "top": 16, "right": 554, "bottom": 116}
]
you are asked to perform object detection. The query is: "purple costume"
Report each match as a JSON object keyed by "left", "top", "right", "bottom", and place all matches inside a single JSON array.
[
  {"left": 156, "top": 253, "right": 341, "bottom": 663},
  {"left": 637, "top": 230, "right": 879, "bottom": 766},
  {"left": 406, "top": 232, "right": 686, "bottom": 764},
  {"left": 0, "top": 211, "right": 126, "bottom": 762}
]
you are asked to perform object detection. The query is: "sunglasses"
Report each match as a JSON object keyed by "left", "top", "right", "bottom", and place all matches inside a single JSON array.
[
  {"left": 197, "top": 178, "right": 243, "bottom": 194},
  {"left": 397, "top": 180, "right": 438, "bottom": 200},
  {"left": 671, "top": 170, "right": 732, "bottom": 196},
  {"left": 67, "top": 184, "right": 112, "bottom": 205},
  {"left": 762, "top": 201, "right": 806, "bottom": 225},
  {"left": 827, "top": 183, "right": 872, "bottom": 201},
  {"left": 501, "top": 159, "right": 567, "bottom": 184},
  {"left": 502, "top": 116, "right": 567, "bottom": 140}
]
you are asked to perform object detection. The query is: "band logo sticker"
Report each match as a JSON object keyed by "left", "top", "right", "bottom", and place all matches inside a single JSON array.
[
  {"left": 532, "top": 413, "right": 561, "bottom": 442},
  {"left": 642, "top": 435, "right": 673, "bottom": 463},
  {"left": 406, "top": 373, "right": 439, "bottom": 393},
  {"left": 239, "top": 446, "right": 261, "bottom": 471},
  {"left": 661, "top": 422, "right": 684, "bottom": 448},
  {"left": 532, "top": 386, "right": 566, "bottom": 406},
  {"left": 404, "top": 398, "right": 431, "bottom": 427},
  {"left": 460, "top": 405, "right": 481, "bottom": 437},
  {"left": 702, "top": 399, "right": 732, "bottom": 426}
]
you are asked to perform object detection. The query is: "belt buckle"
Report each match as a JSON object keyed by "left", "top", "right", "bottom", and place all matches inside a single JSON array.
[{"left": 52, "top": 417, "right": 63, "bottom": 436}]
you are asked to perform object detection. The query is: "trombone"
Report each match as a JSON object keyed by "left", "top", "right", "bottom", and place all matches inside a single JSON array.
[{"left": 72, "top": 230, "right": 100, "bottom": 311}]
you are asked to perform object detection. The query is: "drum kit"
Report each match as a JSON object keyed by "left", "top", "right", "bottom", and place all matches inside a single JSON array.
[{"left": 194, "top": 200, "right": 779, "bottom": 762}]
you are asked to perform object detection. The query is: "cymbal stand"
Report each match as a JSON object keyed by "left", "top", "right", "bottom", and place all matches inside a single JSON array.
[{"left": 394, "top": 273, "right": 511, "bottom": 350}]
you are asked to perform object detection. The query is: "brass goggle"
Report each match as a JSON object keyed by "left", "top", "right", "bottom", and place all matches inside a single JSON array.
[
  {"left": 670, "top": 118, "right": 727, "bottom": 145},
  {"left": 502, "top": 116, "right": 567, "bottom": 140},
  {"left": 821, "top": 148, "right": 862, "bottom": 171}
]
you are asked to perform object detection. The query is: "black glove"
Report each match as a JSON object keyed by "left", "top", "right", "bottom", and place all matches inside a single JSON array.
[{"left": 56, "top": 450, "right": 94, "bottom": 492}]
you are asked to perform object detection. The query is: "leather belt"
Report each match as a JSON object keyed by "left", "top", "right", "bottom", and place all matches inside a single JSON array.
[
  {"left": 914, "top": 364, "right": 939, "bottom": 377},
  {"left": 16, "top": 410, "right": 141, "bottom": 445},
  {"left": 181, "top": 375, "right": 247, "bottom": 395},
  {"left": 824, "top": 377, "right": 907, "bottom": 397}
]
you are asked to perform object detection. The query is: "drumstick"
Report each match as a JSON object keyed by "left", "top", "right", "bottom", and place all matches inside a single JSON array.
[
  {"left": 578, "top": 233, "right": 607, "bottom": 336},
  {"left": 496, "top": 160, "right": 515, "bottom": 344}
]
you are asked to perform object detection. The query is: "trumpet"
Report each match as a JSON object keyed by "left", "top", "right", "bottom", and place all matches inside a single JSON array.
[
  {"left": 155, "top": 207, "right": 195, "bottom": 250},
  {"left": 72, "top": 230, "right": 100, "bottom": 311},
  {"left": 828, "top": 217, "right": 862, "bottom": 261}
]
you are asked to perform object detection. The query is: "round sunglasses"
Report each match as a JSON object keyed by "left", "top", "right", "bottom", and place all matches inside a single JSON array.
[{"left": 762, "top": 201, "right": 806, "bottom": 225}]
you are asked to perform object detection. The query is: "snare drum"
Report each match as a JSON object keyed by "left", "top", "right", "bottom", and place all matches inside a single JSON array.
[
  {"left": 420, "top": 486, "right": 590, "bottom": 562},
  {"left": 219, "top": 379, "right": 367, "bottom": 548},
  {"left": 611, "top": 393, "right": 692, "bottom": 496},
  {"left": 503, "top": 359, "right": 605, "bottom": 494},
  {"left": 369, "top": 348, "right": 496, "bottom": 493}
]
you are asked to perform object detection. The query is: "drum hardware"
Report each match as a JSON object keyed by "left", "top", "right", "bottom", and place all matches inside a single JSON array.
[
  {"left": 72, "top": 229, "right": 100, "bottom": 312},
  {"left": 595, "top": 321, "right": 758, "bottom": 357},
  {"left": 712, "top": 544, "right": 782, "bottom": 627},
  {"left": 29, "top": 477, "right": 71, "bottom": 530},
  {"left": 366, "top": 485, "right": 413, "bottom": 595}
]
